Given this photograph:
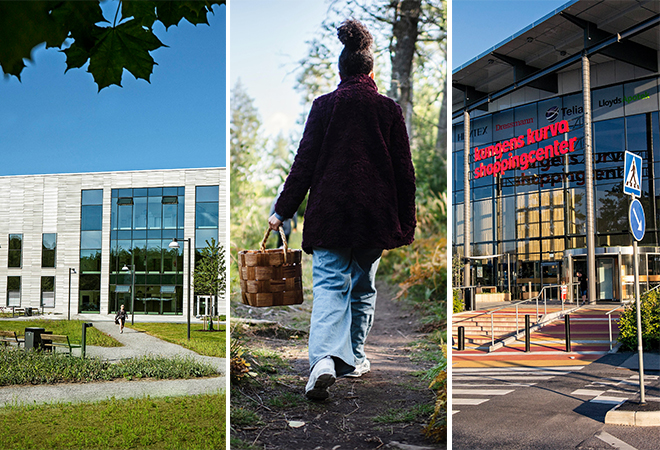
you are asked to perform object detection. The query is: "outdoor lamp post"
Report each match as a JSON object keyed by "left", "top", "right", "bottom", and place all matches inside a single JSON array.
[
  {"left": 68, "top": 268, "right": 76, "bottom": 321},
  {"left": 121, "top": 264, "right": 136, "bottom": 325},
  {"left": 169, "top": 238, "right": 191, "bottom": 340}
]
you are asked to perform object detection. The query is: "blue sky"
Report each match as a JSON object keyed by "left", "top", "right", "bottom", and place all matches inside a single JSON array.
[
  {"left": 230, "top": 0, "right": 336, "bottom": 139},
  {"left": 0, "top": 2, "right": 226, "bottom": 176},
  {"left": 453, "top": 0, "right": 571, "bottom": 70}
]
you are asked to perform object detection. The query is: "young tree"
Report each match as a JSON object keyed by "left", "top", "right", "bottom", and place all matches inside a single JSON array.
[{"left": 193, "top": 238, "right": 226, "bottom": 299}]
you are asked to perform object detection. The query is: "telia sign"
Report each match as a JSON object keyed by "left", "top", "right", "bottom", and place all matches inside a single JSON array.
[{"left": 473, "top": 120, "right": 578, "bottom": 179}]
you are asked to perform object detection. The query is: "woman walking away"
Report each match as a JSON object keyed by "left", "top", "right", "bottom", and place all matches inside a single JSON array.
[
  {"left": 268, "top": 19, "right": 416, "bottom": 401},
  {"left": 115, "top": 304, "right": 128, "bottom": 334}
]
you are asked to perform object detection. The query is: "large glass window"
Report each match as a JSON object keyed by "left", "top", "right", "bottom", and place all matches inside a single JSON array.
[
  {"left": 42, "top": 233, "right": 57, "bottom": 268},
  {"left": 41, "top": 276, "right": 55, "bottom": 308},
  {"left": 7, "top": 276, "right": 20, "bottom": 306},
  {"left": 195, "top": 185, "right": 219, "bottom": 266},
  {"left": 8, "top": 234, "right": 22, "bottom": 268},
  {"left": 109, "top": 187, "right": 185, "bottom": 314},
  {"left": 80, "top": 189, "right": 103, "bottom": 313}
]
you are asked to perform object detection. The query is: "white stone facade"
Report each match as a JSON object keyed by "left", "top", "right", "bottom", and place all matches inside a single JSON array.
[{"left": 0, "top": 168, "right": 226, "bottom": 317}]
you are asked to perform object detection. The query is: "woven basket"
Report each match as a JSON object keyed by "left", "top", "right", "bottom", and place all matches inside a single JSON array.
[{"left": 238, "top": 227, "right": 304, "bottom": 307}]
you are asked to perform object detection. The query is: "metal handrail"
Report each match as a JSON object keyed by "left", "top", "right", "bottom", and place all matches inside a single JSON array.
[
  {"left": 606, "top": 301, "right": 631, "bottom": 351},
  {"left": 486, "top": 282, "right": 579, "bottom": 347}
]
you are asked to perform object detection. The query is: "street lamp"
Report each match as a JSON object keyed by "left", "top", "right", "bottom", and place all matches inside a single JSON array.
[
  {"left": 68, "top": 268, "right": 76, "bottom": 320},
  {"left": 121, "top": 264, "right": 136, "bottom": 325},
  {"left": 169, "top": 237, "right": 191, "bottom": 340}
]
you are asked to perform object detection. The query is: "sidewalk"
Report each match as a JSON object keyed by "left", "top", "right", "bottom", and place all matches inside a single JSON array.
[
  {"left": 0, "top": 319, "right": 227, "bottom": 407},
  {"left": 605, "top": 352, "right": 660, "bottom": 427}
]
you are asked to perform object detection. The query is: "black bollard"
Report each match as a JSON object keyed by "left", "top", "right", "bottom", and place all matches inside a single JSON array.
[
  {"left": 565, "top": 314, "right": 571, "bottom": 353},
  {"left": 81, "top": 322, "right": 93, "bottom": 358},
  {"left": 458, "top": 326, "right": 465, "bottom": 351},
  {"left": 525, "top": 314, "right": 531, "bottom": 352}
]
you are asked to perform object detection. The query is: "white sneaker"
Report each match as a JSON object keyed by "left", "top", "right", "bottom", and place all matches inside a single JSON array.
[
  {"left": 305, "top": 356, "right": 336, "bottom": 400},
  {"left": 345, "top": 358, "right": 370, "bottom": 378}
]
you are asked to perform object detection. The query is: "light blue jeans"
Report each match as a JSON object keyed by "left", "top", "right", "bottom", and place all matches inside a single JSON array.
[{"left": 309, "top": 247, "right": 382, "bottom": 377}]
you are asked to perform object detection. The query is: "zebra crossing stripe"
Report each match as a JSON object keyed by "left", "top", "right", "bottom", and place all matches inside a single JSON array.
[
  {"left": 453, "top": 389, "right": 514, "bottom": 396},
  {"left": 454, "top": 398, "right": 490, "bottom": 405}
]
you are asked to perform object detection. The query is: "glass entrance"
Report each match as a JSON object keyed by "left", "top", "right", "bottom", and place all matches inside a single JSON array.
[{"left": 597, "top": 258, "right": 615, "bottom": 300}]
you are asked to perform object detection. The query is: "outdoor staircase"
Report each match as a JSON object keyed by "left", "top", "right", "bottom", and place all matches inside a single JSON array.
[{"left": 452, "top": 304, "right": 575, "bottom": 351}]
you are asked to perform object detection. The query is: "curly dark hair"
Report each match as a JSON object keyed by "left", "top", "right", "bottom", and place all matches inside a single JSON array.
[{"left": 337, "top": 19, "right": 374, "bottom": 77}]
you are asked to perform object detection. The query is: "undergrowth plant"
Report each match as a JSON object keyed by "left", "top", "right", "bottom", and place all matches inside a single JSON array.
[
  {"left": 0, "top": 348, "right": 217, "bottom": 386},
  {"left": 618, "top": 288, "right": 660, "bottom": 351}
]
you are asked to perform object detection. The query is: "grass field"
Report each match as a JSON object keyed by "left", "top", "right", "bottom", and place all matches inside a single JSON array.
[
  {"left": 0, "top": 320, "right": 120, "bottom": 347},
  {"left": 130, "top": 322, "right": 226, "bottom": 358},
  {"left": 0, "top": 392, "right": 226, "bottom": 450}
]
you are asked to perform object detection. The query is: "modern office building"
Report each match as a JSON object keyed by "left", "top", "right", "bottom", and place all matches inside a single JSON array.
[
  {"left": 0, "top": 168, "right": 225, "bottom": 316},
  {"left": 453, "top": 0, "right": 660, "bottom": 303}
]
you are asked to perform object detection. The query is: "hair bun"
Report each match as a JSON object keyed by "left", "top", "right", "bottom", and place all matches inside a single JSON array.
[{"left": 337, "top": 20, "right": 373, "bottom": 52}]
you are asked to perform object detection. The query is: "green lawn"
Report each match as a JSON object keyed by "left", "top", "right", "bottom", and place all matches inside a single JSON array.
[
  {"left": 0, "top": 393, "right": 226, "bottom": 450},
  {"left": 130, "top": 322, "right": 226, "bottom": 358},
  {"left": 0, "top": 320, "right": 120, "bottom": 347}
]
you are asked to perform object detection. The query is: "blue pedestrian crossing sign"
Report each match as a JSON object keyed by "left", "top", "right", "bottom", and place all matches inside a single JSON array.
[
  {"left": 623, "top": 151, "right": 642, "bottom": 197},
  {"left": 629, "top": 198, "right": 646, "bottom": 241}
]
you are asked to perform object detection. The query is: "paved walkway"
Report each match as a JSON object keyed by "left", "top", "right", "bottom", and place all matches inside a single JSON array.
[{"left": 0, "top": 319, "right": 226, "bottom": 407}]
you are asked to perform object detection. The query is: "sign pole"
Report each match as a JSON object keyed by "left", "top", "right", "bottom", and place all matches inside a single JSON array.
[
  {"left": 632, "top": 208, "right": 646, "bottom": 404},
  {"left": 624, "top": 152, "right": 646, "bottom": 404}
]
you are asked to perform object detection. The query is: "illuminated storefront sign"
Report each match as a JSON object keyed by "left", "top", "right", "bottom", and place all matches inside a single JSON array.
[{"left": 473, "top": 120, "right": 578, "bottom": 179}]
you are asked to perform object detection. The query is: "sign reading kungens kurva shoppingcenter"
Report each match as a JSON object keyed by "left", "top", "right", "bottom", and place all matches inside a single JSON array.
[{"left": 473, "top": 120, "right": 578, "bottom": 179}]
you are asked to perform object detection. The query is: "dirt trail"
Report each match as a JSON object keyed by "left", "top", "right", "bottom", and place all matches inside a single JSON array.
[{"left": 231, "top": 282, "right": 445, "bottom": 450}]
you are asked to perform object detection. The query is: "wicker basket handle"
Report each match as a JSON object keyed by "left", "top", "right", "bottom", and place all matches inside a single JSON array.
[{"left": 260, "top": 226, "right": 288, "bottom": 263}]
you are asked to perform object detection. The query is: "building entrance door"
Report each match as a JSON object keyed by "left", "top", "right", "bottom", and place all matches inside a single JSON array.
[
  {"left": 597, "top": 258, "right": 615, "bottom": 301},
  {"left": 541, "top": 262, "right": 560, "bottom": 300}
]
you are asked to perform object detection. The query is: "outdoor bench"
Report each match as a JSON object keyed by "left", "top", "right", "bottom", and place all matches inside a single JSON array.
[
  {"left": 41, "top": 334, "right": 81, "bottom": 355},
  {"left": 0, "top": 330, "right": 24, "bottom": 347}
]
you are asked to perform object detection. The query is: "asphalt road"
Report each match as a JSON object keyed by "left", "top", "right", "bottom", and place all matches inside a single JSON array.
[{"left": 452, "top": 352, "right": 660, "bottom": 450}]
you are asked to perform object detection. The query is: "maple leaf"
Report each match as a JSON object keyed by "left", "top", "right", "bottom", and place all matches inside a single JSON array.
[{"left": 0, "top": 1, "right": 225, "bottom": 90}]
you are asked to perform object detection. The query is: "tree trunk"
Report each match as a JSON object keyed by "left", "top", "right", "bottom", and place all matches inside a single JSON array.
[
  {"left": 388, "top": 0, "right": 421, "bottom": 139},
  {"left": 436, "top": 59, "right": 447, "bottom": 162}
]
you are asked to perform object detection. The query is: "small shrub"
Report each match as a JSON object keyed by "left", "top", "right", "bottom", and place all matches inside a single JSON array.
[
  {"left": 423, "top": 344, "right": 447, "bottom": 442},
  {"left": 618, "top": 289, "right": 660, "bottom": 351},
  {"left": 453, "top": 288, "right": 464, "bottom": 313}
]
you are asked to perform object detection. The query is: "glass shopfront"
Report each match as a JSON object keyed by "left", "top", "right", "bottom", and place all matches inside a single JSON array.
[{"left": 453, "top": 76, "right": 660, "bottom": 302}]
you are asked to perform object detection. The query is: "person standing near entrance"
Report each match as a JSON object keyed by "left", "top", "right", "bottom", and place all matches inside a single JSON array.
[
  {"left": 268, "top": 19, "right": 416, "bottom": 401},
  {"left": 576, "top": 271, "right": 587, "bottom": 304}
]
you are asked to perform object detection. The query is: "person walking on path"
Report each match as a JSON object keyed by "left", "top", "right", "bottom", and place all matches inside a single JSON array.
[
  {"left": 268, "top": 19, "right": 416, "bottom": 401},
  {"left": 115, "top": 304, "right": 128, "bottom": 334}
]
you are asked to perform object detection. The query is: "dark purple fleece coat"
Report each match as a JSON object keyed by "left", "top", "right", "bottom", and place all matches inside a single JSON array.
[{"left": 275, "top": 74, "right": 416, "bottom": 254}]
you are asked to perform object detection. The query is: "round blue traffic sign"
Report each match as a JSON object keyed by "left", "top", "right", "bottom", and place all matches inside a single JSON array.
[{"left": 629, "top": 199, "right": 646, "bottom": 241}]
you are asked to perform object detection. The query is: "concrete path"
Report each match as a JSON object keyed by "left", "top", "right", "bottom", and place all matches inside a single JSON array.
[
  {"left": 0, "top": 319, "right": 227, "bottom": 407},
  {"left": 87, "top": 320, "right": 226, "bottom": 373}
]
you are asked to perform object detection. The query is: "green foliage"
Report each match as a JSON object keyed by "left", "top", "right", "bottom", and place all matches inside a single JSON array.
[
  {"left": 231, "top": 406, "right": 263, "bottom": 427},
  {"left": 0, "top": 347, "right": 217, "bottom": 386},
  {"left": 618, "top": 289, "right": 660, "bottom": 351},
  {"left": 373, "top": 403, "right": 435, "bottom": 424},
  {"left": 0, "top": 319, "right": 120, "bottom": 347},
  {"left": 0, "top": 0, "right": 224, "bottom": 90},
  {"left": 130, "top": 322, "right": 226, "bottom": 358},
  {"left": 0, "top": 393, "right": 226, "bottom": 450},
  {"left": 453, "top": 288, "right": 464, "bottom": 313},
  {"left": 193, "top": 238, "right": 227, "bottom": 298}
]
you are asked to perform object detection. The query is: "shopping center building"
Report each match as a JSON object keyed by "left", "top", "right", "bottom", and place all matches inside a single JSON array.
[
  {"left": 453, "top": 0, "right": 660, "bottom": 304},
  {"left": 0, "top": 168, "right": 225, "bottom": 316}
]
